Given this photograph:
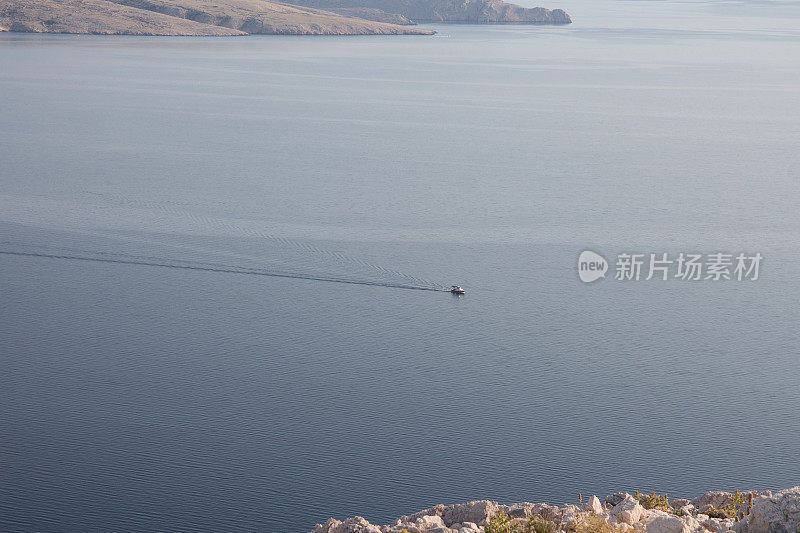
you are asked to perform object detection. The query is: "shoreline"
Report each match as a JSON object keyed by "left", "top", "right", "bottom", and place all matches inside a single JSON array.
[{"left": 312, "top": 486, "right": 800, "bottom": 532}]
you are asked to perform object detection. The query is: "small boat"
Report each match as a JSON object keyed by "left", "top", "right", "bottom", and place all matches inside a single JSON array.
[{"left": 450, "top": 285, "right": 465, "bottom": 294}]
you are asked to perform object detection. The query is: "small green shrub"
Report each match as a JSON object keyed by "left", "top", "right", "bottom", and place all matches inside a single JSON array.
[
  {"left": 525, "top": 517, "right": 558, "bottom": 533},
  {"left": 706, "top": 489, "right": 748, "bottom": 520},
  {"left": 705, "top": 507, "right": 732, "bottom": 519},
  {"left": 485, "top": 510, "right": 519, "bottom": 533},
  {"left": 634, "top": 490, "right": 672, "bottom": 512},
  {"left": 485, "top": 510, "right": 559, "bottom": 533}
]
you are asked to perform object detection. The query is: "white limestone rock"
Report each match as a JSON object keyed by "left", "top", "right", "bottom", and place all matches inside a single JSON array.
[
  {"left": 691, "top": 491, "right": 736, "bottom": 510},
  {"left": 583, "top": 495, "right": 604, "bottom": 515},
  {"left": 416, "top": 515, "right": 446, "bottom": 528},
  {"left": 637, "top": 510, "right": 684, "bottom": 533},
  {"left": 737, "top": 486, "right": 800, "bottom": 533},
  {"left": 606, "top": 492, "right": 629, "bottom": 507},
  {"left": 501, "top": 502, "right": 535, "bottom": 519},
  {"left": 609, "top": 494, "right": 645, "bottom": 525},
  {"left": 701, "top": 516, "right": 736, "bottom": 532},
  {"left": 313, "top": 516, "right": 382, "bottom": 533},
  {"left": 441, "top": 500, "right": 499, "bottom": 526},
  {"left": 398, "top": 504, "right": 447, "bottom": 525},
  {"left": 636, "top": 509, "right": 703, "bottom": 533},
  {"left": 670, "top": 499, "right": 690, "bottom": 511}
]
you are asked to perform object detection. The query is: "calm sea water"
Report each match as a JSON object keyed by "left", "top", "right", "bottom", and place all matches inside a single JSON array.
[{"left": 2, "top": 0, "right": 800, "bottom": 531}]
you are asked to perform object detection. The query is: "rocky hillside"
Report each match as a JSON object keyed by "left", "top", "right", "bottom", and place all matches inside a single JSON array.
[
  {"left": 312, "top": 486, "right": 800, "bottom": 532},
  {"left": 0, "top": 0, "right": 570, "bottom": 36},
  {"left": 0, "top": 0, "right": 435, "bottom": 35},
  {"left": 0, "top": 0, "right": 244, "bottom": 34}
]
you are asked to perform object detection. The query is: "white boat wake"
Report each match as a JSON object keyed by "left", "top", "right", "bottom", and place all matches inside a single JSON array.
[
  {"left": 0, "top": 193, "right": 453, "bottom": 293},
  {"left": 0, "top": 242, "right": 448, "bottom": 293}
]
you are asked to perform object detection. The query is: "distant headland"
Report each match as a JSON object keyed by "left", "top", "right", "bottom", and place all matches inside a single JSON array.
[{"left": 0, "top": 0, "right": 571, "bottom": 36}]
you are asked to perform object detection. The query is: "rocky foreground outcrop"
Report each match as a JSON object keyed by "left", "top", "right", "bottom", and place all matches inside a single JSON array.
[{"left": 312, "top": 486, "right": 800, "bottom": 533}]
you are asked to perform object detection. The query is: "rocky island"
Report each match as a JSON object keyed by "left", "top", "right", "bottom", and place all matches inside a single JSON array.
[
  {"left": 0, "top": 0, "right": 570, "bottom": 36},
  {"left": 312, "top": 486, "right": 800, "bottom": 532},
  {"left": 288, "top": 0, "right": 572, "bottom": 25}
]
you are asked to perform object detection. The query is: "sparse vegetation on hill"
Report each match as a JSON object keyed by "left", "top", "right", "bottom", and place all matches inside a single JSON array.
[
  {"left": 0, "top": 0, "right": 436, "bottom": 35},
  {"left": 0, "top": 0, "right": 570, "bottom": 36}
]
